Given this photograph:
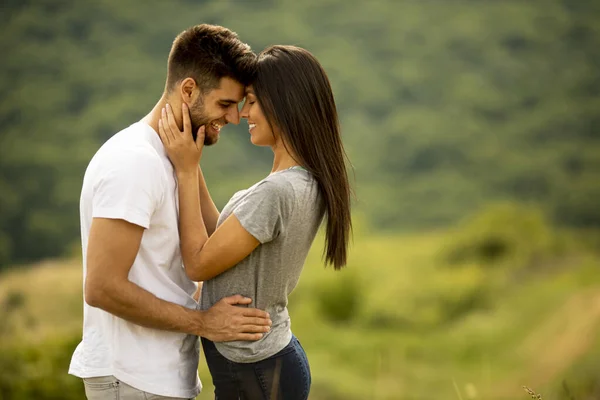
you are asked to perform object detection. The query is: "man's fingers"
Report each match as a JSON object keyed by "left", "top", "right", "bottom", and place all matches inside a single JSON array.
[
  {"left": 242, "top": 308, "right": 271, "bottom": 320},
  {"left": 241, "top": 324, "right": 271, "bottom": 334},
  {"left": 232, "top": 333, "right": 264, "bottom": 341},
  {"left": 242, "top": 317, "right": 272, "bottom": 327},
  {"left": 222, "top": 295, "right": 252, "bottom": 305}
]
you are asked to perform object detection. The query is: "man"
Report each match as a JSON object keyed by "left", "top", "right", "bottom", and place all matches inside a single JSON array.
[{"left": 69, "top": 25, "right": 271, "bottom": 400}]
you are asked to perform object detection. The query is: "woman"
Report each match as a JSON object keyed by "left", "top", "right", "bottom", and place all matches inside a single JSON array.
[{"left": 158, "top": 45, "right": 352, "bottom": 400}]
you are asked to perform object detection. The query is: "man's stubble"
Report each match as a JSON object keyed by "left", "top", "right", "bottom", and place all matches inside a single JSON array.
[{"left": 189, "top": 98, "right": 218, "bottom": 146}]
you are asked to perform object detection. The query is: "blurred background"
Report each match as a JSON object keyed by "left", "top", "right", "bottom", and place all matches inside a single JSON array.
[{"left": 1, "top": 0, "right": 599, "bottom": 399}]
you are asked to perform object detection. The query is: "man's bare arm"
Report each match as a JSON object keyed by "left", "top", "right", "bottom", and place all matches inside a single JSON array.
[
  {"left": 198, "top": 166, "right": 220, "bottom": 236},
  {"left": 84, "top": 217, "right": 270, "bottom": 341}
]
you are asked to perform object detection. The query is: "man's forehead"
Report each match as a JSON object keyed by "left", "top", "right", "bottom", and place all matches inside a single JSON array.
[{"left": 208, "top": 77, "right": 245, "bottom": 101}]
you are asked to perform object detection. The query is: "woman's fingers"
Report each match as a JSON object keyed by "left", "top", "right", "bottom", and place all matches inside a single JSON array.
[
  {"left": 161, "top": 107, "right": 177, "bottom": 144},
  {"left": 182, "top": 103, "right": 192, "bottom": 136},
  {"left": 195, "top": 126, "right": 206, "bottom": 148},
  {"left": 165, "top": 103, "right": 182, "bottom": 141},
  {"left": 157, "top": 119, "right": 169, "bottom": 146},
  {"left": 158, "top": 103, "right": 202, "bottom": 170}
]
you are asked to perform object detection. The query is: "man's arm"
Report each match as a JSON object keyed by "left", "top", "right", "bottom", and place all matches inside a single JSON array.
[
  {"left": 198, "top": 166, "right": 220, "bottom": 236},
  {"left": 84, "top": 217, "right": 270, "bottom": 341}
]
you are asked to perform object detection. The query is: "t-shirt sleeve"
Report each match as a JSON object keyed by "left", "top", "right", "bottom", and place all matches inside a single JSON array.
[
  {"left": 233, "top": 180, "right": 292, "bottom": 244},
  {"left": 92, "top": 149, "right": 165, "bottom": 229}
]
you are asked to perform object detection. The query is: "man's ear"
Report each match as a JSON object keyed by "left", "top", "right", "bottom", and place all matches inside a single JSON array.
[{"left": 179, "top": 77, "right": 197, "bottom": 104}]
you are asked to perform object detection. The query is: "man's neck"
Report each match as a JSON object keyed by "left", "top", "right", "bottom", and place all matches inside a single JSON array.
[{"left": 141, "top": 95, "right": 183, "bottom": 135}]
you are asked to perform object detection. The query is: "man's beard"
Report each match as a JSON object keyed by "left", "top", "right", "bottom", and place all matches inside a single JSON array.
[{"left": 189, "top": 100, "right": 218, "bottom": 146}]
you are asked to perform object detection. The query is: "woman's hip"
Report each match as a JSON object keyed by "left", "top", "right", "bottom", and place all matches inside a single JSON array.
[{"left": 201, "top": 335, "right": 311, "bottom": 400}]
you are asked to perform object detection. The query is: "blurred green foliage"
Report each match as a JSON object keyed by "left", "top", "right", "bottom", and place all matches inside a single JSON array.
[
  {"left": 314, "top": 270, "right": 362, "bottom": 323},
  {"left": 444, "top": 202, "right": 562, "bottom": 267},
  {"left": 0, "top": 0, "right": 599, "bottom": 267},
  {"left": 0, "top": 334, "right": 84, "bottom": 400}
]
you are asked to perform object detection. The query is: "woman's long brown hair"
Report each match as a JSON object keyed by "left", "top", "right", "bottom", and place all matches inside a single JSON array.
[{"left": 253, "top": 45, "right": 352, "bottom": 270}]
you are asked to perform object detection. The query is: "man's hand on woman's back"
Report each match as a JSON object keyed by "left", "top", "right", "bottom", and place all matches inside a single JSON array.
[{"left": 200, "top": 295, "right": 271, "bottom": 342}]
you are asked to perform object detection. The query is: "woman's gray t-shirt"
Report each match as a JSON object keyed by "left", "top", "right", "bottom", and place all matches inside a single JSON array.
[{"left": 199, "top": 167, "right": 323, "bottom": 363}]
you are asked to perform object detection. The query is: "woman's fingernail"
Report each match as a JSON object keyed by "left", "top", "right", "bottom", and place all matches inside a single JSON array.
[{"left": 166, "top": 103, "right": 170, "bottom": 110}]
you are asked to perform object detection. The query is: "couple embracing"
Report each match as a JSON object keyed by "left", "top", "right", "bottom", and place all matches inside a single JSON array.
[{"left": 69, "top": 24, "right": 351, "bottom": 400}]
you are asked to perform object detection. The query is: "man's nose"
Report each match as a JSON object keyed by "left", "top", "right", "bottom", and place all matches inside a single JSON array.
[
  {"left": 239, "top": 106, "right": 249, "bottom": 120},
  {"left": 226, "top": 107, "right": 240, "bottom": 125}
]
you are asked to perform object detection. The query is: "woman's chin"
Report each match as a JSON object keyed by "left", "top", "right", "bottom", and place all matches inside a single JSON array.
[
  {"left": 250, "top": 135, "right": 274, "bottom": 147},
  {"left": 249, "top": 135, "right": 263, "bottom": 146}
]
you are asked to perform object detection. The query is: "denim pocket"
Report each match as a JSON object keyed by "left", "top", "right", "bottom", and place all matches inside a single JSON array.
[
  {"left": 249, "top": 337, "right": 311, "bottom": 400},
  {"left": 143, "top": 393, "right": 194, "bottom": 400},
  {"left": 83, "top": 376, "right": 117, "bottom": 389},
  {"left": 83, "top": 376, "right": 119, "bottom": 400}
]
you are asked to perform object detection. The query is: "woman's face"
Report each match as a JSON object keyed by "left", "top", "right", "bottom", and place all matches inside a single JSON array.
[{"left": 239, "top": 86, "right": 277, "bottom": 147}]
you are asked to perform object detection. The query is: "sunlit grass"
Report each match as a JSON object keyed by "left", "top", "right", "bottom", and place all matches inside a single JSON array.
[
  {"left": 0, "top": 258, "right": 83, "bottom": 342},
  {"left": 2, "top": 224, "right": 600, "bottom": 399}
]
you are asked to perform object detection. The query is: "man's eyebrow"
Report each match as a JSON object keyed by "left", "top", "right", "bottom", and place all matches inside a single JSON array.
[{"left": 219, "top": 99, "right": 238, "bottom": 104}]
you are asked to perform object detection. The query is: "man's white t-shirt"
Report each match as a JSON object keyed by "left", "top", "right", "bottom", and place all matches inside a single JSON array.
[{"left": 69, "top": 122, "right": 202, "bottom": 398}]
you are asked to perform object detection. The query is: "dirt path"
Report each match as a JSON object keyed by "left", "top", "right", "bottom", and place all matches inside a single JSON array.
[{"left": 492, "top": 287, "right": 600, "bottom": 398}]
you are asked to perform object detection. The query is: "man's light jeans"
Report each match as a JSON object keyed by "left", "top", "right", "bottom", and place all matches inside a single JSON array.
[{"left": 83, "top": 376, "right": 195, "bottom": 400}]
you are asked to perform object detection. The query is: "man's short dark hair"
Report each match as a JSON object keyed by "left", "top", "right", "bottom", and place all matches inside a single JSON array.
[{"left": 166, "top": 24, "right": 256, "bottom": 93}]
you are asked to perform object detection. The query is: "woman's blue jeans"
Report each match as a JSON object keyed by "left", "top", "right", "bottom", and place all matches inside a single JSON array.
[{"left": 201, "top": 335, "right": 311, "bottom": 400}]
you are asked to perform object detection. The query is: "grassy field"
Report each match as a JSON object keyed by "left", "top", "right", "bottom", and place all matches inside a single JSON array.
[{"left": 1, "top": 210, "right": 600, "bottom": 399}]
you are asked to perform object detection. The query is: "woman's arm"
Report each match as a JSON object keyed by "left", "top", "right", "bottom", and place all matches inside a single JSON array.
[
  {"left": 158, "top": 104, "right": 260, "bottom": 281},
  {"left": 179, "top": 196, "right": 260, "bottom": 281},
  {"left": 179, "top": 179, "right": 285, "bottom": 281},
  {"left": 198, "top": 166, "right": 220, "bottom": 236},
  {"left": 176, "top": 169, "right": 210, "bottom": 275},
  {"left": 179, "top": 163, "right": 259, "bottom": 281}
]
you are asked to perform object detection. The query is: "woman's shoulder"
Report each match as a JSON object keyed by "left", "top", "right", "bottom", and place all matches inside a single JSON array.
[
  {"left": 246, "top": 176, "right": 294, "bottom": 202},
  {"left": 260, "top": 169, "right": 315, "bottom": 196},
  {"left": 266, "top": 168, "right": 313, "bottom": 185}
]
